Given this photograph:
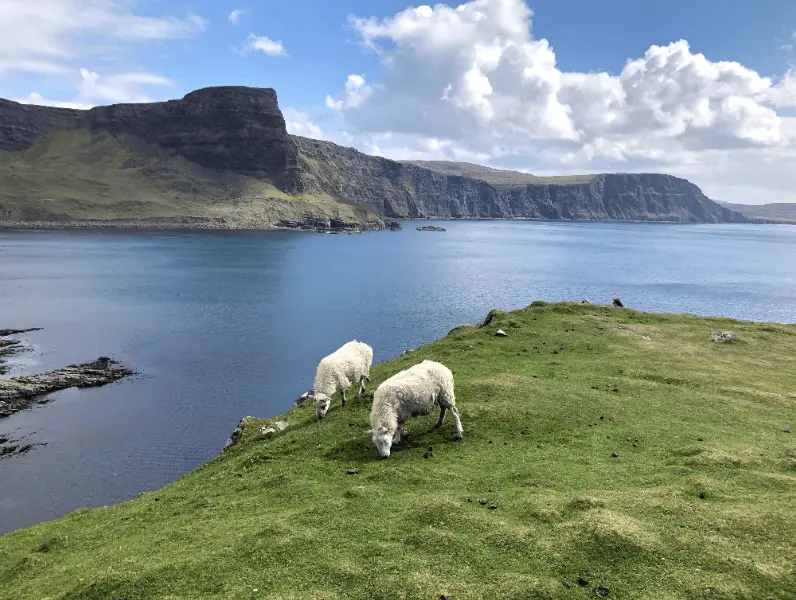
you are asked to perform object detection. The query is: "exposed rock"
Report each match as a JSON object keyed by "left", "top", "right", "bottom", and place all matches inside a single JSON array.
[
  {"left": 578, "top": 576, "right": 590, "bottom": 587},
  {"left": 424, "top": 447, "right": 435, "bottom": 459},
  {"left": 416, "top": 225, "right": 447, "bottom": 231},
  {"left": 346, "top": 468, "right": 360, "bottom": 475},
  {"left": 223, "top": 416, "right": 253, "bottom": 452},
  {"left": 293, "top": 135, "right": 747, "bottom": 223},
  {"left": 294, "top": 391, "right": 314, "bottom": 406},
  {"left": 495, "top": 329, "right": 508, "bottom": 337},
  {"left": 386, "top": 221, "right": 403, "bottom": 231},
  {"left": 481, "top": 309, "right": 504, "bottom": 327},
  {"left": 595, "top": 585, "right": 610, "bottom": 597},
  {"left": 0, "top": 357, "right": 134, "bottom": 418},
  {"left": 0, "top": 328, "right": 41, "bottom": 337},
  {"left": 259, "top": 420, "right": 289, "bottom": 437},
  {"left": 581, "top": 299, "right": 592, "bottom": 305},
  {"left": 711, "top": 331, "right": 739, "bottom": 344},
  {"left": 613, "top": 298, "right": 625, "bottom": 308}
]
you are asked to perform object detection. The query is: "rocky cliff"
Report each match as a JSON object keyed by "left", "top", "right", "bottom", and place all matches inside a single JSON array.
[
  {"left": 0, "top": 86, "right": 745, "bottom": 226},
  {"left": 293, "top": 136, "right": 745, "bottom": 223}
]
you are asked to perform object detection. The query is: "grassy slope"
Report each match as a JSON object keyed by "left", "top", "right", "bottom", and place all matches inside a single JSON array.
[
  {"left": 1, "top": 302, "right": 796, "bottom": 599},
  {"left": 718, "top": 202, "right": 796, "bottom": 223},
  {"left": 0, "top": 130, "right": 380, "bottom": 227},
  {"left": 405, "top": 160, "right": 598, "bottom": 187}
]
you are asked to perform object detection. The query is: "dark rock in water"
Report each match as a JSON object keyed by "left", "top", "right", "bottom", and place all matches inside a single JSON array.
[
  {"left": 613, "top": 298, "right": 625, "bottom": 308},
  {"left": 578, "top": 576, "right": 590, "bottom": 587},
  {"left": 595, "top": 585, "right": 610, "bottom": 597},
  {"left": 0, "top": 328, "right": 42, "bottom": 337},
  {"left": 0, "top": 357, "right": 135, "bottom": 419},
  {"left": 386, "top": 221, "right": 403, "bottom": 231},
  {"left": 346, "top": 468, "right": 360, "bottom": 475},
  {"left": 416, "top": 225, "right": 446, "bottom": 232}
]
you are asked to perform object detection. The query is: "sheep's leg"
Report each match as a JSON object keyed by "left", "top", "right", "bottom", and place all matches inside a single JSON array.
[
  {"left": 449, "top": 406, "right": 464, "bottom": 439},
  {"left": 434, "top": 406, "right": 447, "bottom": 429},
  {"left": 393, "top": 427, "right": 402, "bottom": 443},
  {"left": 357, "top": 375, "right": 366, "bottom": 397},
  {"left": 341, "top": 388, "right": 347, "bottom": 408}
]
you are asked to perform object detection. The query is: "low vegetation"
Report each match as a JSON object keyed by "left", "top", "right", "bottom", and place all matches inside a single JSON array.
[
  {"left": 1, "top": 302, "right": 795, "bottom": 599},
  {"left": 406, "top": 160, "right": 598, "bottom": 187},
  {"left": 0, "top": 130, "right": 379, "bottom": 228}
]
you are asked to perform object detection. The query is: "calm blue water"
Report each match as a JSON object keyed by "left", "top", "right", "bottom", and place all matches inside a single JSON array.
[{"left": 1, "top": 221, "right": 795, "bottom": 534}]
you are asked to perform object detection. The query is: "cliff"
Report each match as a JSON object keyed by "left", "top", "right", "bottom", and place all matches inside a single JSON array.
[
  {"left": 293, "top": 136, "right": 746, "bottom": 223},
  {"left": 0, "top": 86, "right": 745, "bottom": 227}
]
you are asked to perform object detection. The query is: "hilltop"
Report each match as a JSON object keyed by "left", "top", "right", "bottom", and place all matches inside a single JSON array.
[
  {"left": 0, "top": 86, "right": 746, "bottom": 228},
  {"left": 719, "top": 201, "right": 796, "bottom": 223},
  {"left": 0, "top": 302, "right": 794, "bottom": 599}
]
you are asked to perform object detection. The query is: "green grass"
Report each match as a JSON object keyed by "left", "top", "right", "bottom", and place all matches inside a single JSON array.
[
  {"left": 405, "top": 161, "right": 599, "bottom": 187},
  {"left": 2, "top": 302, "right": 796, "bottom": 599},
  {"left": 0, "top": 130, "right": 381, "bottom": 227}
]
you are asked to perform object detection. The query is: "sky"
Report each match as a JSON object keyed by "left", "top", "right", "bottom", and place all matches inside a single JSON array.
[{"left": 3, "top": 0, "right": 796, "bottom": 205}]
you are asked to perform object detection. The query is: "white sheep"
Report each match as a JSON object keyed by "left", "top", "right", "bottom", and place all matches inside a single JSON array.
[
  {"left": 369, "top": 360, "right": 463, "bottom": 458},
  {"left": 313, "top": 340, "right": 373, "bottom": 419}
]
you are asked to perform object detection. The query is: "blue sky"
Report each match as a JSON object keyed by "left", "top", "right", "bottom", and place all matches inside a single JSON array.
[{"left": 3, "top": 0, "right": 796, "bottom": 203}]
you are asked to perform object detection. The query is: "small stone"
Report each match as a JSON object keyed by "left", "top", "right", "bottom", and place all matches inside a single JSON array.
[
  {"left": 578, "top": 576, "right": 590, "bottom": 586},
  {"left": 496, "top": 329, "right": 508, "bottom": 337},
  {"left": 489, "top": 440, "right": 493, "bottom": 444},
  {"left": 785, "top": 429, "right": 792, "bottom": 434},
  {"left": 711, "top": 331, "right": 738, "bottom": 344},
  {"left": 467, "top": 497, "right": 473, "bottom": 502},
  {"left": 346, "top": 468, "right": 360, "bottom": 475},
  {"left": 786, "top": 449, "right": 792, "bottom": 456},
  {"left": 698, "top": 438, "right": 704, "bottom": 441},
  {"left": 440, "top": 595, "right": 452, "bottom": 600},
  {"left": 563, "top": 581, "right": 571, "bottom": 589},
  {"left": 613, "top": 298, "right": 624, "bottom": 308},
  {"left": 487, "top": 502, "right": 498, "bottom": 510},
  {"left": 424, "top": 449, "right": 435, "bottom": 459},
  {"left": 699, "top": 491, "right": 706, "bottom": 499},
  {"left": 479, "top": 499, "right": 488, "bottom": 505},
  {"left": 600, "top": 416, "right": 604, "bottom": 420},
  {"left": 595, "top": 585, "right": 610, "bottom": 597},
  {"left": 489, "top": 488, "right": 497, "bottom": 493},
  {"left": 611, "top": 452, "right": 618, "bottom": 458}
]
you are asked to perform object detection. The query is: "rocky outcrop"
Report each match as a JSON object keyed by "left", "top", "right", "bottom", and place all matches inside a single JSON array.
[
  {"left": 1, "top": 87, "right": 299, "bottom": 190},
  {"left": 293, "top": 136, "right": 746, "bottom": 223},
  {"left": 0, "top": 357, "right": 134, "bottom": 418}
]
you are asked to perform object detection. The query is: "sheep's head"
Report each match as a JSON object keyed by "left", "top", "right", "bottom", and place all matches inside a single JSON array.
[
  {"left": 369, "top": 427, "right": 393, "bottom": 458},
  {"left": 314, "top": 393, "right": 331, "bottom": 419}
]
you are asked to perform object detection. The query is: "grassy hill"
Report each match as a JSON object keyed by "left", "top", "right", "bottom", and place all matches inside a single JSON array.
[
  {"left": 405, "top": 160, "right": 598, "bottom": 187},
  {"left": 1, "top": 302, "right": 795, "bottom": 599},
  {"left": 718, "top": 201, "right": 796, "bottom": 223},
  {"left": 0, "top": 129, "right": 381, "bottom": 229}
]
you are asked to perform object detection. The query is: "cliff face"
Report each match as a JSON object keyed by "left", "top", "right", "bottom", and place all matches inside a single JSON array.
[
  {"left": 0, "top": 87, "right": 299, "bottom": 190},
  {"left": 293, "top": 136, "right": 745, "bottom": 223},
  {"left": 0, "top": 86, "right": 745, "bottom": 225}
]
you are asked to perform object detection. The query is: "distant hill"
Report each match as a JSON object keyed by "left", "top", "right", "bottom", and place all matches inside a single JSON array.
[
  {"left": 718, "top": 201, "right": 796, "bottom": 223},
  {"left": 0, "top": 86, "right": 746, "bottom": 227}
]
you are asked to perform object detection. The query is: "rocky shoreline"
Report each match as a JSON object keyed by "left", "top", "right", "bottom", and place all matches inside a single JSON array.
[
  {"left": 0, "top": 328, "right": 135, "bottom": 419},
  {"left": 0, "top": 357, "right": 135, "bottom": 418},
  {"left": 0, "top": 218, "right": 385, "bottom": 233}
]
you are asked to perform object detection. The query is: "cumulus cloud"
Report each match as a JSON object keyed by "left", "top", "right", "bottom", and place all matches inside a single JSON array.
[
  {"left": 228, "top": 10, "right": 246, "bottom": 25},
  {"left": 322, "top": 0, "right": 796, "bottom": 203},
  {"left": 283, "top": 108, "right": 324, "bottom": 138},
  {"left": 242, "top": 34, "right": 288, "bottom": 57}
]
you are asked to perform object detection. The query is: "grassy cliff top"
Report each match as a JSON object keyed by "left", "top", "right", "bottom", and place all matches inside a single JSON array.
[
  {"left": 1, "top": 302, "right": 795, "bottom": 599},
  {"left": 405, "top": 161, "right": 599, "bottom": 187}
]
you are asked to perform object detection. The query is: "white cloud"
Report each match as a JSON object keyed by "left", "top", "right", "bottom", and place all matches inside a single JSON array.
[
  {"left": 76, "top": 68, "right": 171, "bottom": 104},
  {"left": 0, "top": 0, "right": 205, "bottom": 78},
  {"left": 283, "top": 108, "right": 324, "bottom": 138},
  {"left": 321, "top": 0, "right": 796, "bottom": 204},
  {"left": 242, "top": 34, "right": 288, "bottom": 57},
  {"left": 228, "top": 10, "right": 246, "bottom": 25}
]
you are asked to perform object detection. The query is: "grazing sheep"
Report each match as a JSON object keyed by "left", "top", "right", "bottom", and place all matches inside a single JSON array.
[
  {"left": 313, "top": 340, "right": 373, "bottom": 419},
  {"left": 369, "top": 360, "right": 462, "bottom": 458}
]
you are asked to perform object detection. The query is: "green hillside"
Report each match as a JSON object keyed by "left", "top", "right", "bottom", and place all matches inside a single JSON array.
[
  {"left": 1, "top": 302, "right": 794, "bottom": 599},
  {"left": 0, "top": 129, "right": 380, "bottom": 228}
]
